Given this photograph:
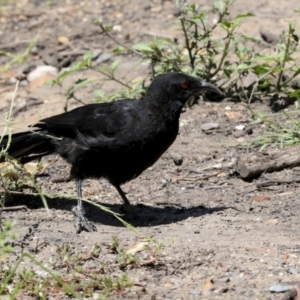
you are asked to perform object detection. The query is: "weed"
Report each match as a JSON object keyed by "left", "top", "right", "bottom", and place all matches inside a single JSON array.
[{"left": 238, "top": 109, "right": 300, "bottom": 151}]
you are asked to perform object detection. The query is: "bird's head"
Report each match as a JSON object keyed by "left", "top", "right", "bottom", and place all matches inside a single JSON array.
[{"left": 145, "top": 72, "right": 222, "bottom": 115}]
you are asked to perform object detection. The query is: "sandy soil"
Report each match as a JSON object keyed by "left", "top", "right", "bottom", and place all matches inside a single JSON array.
[{"left": 1, "top": 0, "right": 300, "bottom": 299}]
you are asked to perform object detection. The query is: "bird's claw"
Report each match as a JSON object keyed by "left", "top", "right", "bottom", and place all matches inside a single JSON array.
[
  {"left": 121, "top": 204, "right": 141, "bottom": 223},
  {"left": 72, "top": 206, "right": 97, "bottom": 233}
]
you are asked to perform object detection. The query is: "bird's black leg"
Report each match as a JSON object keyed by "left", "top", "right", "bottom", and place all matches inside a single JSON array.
[
  {"left": 114, "top": 184, "right": 139, "bottom": 219},
  {"left": 72, "top": 180, "right": 97, "bottom": 233}
]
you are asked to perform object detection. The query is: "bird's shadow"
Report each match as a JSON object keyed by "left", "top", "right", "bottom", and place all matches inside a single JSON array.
[{"left": 3, "top": 192, "right": 229, "bottom": 228}]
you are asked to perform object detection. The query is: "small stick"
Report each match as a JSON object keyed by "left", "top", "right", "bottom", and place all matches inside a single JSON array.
[
  {"left": 2, "top": 205, "right": 28, "bottom": 211},
  {"left": 173, "top": 171, "right": 223, "bottom": 182}
]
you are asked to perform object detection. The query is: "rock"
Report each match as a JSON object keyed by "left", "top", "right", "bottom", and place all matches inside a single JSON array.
[
  {"left": 27, "top": 65, "right": 58, "bottom": 82},
  {"left": 27, "top": 65, "right": 58, "bottom": 88},
  {"left": 170, "top": 152, "right": 183, "bottom": 166},
  {"left": 235, "top": 125, "right": 245, "bottom": 131},
  {"left": 95, "top": 53, "right": 111, "bottom": 64},
  {"left": 288, "top": 267, "right": 298, "bottom": 275},
  {"left": 260, "top": 28, "right": 279, "bottom": 44},
  {"left": 113, "top": 25, "right": 122, "bottom": 31},
  {"left": 233, "top": 126, "right": 253, "bottom": 138},
  {"left": 220, "top": 277, "right": 230, "bottom": 283},
  {"left": 269, "top": 284, "right": 291, "bottom": 293},
  {"left": 201, "top": 123, "right": 220, "bottom": 131},
  {"left": 189, "top": 289, "right": 200, "bottom": 296},
  {"left": 215, "top": 287, "right": 229, "bottom": 294}
]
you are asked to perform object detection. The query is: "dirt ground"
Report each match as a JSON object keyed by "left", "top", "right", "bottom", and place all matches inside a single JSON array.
[{"left": 1, "top": 0, "right": 300, "bottom": 299}]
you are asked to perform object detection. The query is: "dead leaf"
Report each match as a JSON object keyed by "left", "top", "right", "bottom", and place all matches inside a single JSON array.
[
  {"left": 217, "top": 172, "right": 227, "bottom": 177},
  {"left": 126, "top": 241, "right": 149, "bottom": 255},
  {"left": 264, "top": 218, "right": 279, "bottom": 225},
  {"left": 236, "top": 137, "right": 245, "bottom": 143},
  {"left": 3, "top": 171, "right": 19, "bottom": 181},
  {"left": 58, "top": 36, "right": 69, "bottom": 45},
  {"left": 277, "top": 191, "right": 294, "bottom": 197},
  {"left": 131, "top": 76, "right": 144, "bottom": 84},
  {"left": 224, "top": 111, "right": 243, "bottom": 121},
  {"left": 252, "top": 195, "right": 270, "bottom": 202},
  {"left": 283, "top": 253, "right": 289, "bottom": 261},
  {"left": 24, "top": 162, "right": 39, "bottom": 175},
  {"left": 200, "top": 278, "right": 214, "bottom": 291}
]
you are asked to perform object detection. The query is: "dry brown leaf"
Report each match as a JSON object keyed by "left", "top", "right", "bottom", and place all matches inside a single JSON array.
[
  {"left": 283, "top": 253, "right": 289, "bottom": 261},
  {"left": 3, "top": 171, "right": 19, "bottom": 181},
  {"left": 58, "top": 36, "right": 70, "bottom": 44},
  {"left": 131, "top": 76, "right": 144, "bottom": 84},
  {"left": 200, "top": 278, "right": 214, "bottom": 291},
  {"left": 24, "top": 162, "right": 39, "bottom": 175},
  {"left": 224, "top": 111, "right": 243, "bottom": 120},
  {"left": 264, "top": 218, "right": 279, "bottom": 225},
  {"left": 252, "top": 195, "right": 271, "bottom": 202},
  {"left": 217, "top": 172, "right": 227, "bottom": 177},
  {"left": 126, "top": 241, "right": 149, "bottom": 255}
]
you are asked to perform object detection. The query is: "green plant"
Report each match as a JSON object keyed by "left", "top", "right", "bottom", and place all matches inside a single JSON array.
[
  {"left": 0, "top": 36, "right": 39, "bottom": 73},
  {"left": 238, "top": 109, "right": 300, "bottom": 151},
  {"left": 50, "top": 0, "right": 255, "bottom": 106},
  {"left": 50, "top": 0, "right": 300, "bottom": 109},
  {"left": 0, "top": 232, "right": 133, "bottom": 299}
]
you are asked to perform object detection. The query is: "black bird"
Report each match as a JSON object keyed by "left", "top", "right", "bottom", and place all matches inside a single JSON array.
[{"left": 0, "top": 72, "right": 221, "bottom": 233}]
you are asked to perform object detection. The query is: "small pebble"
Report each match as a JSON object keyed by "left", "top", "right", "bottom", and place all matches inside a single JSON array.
[
  {"left": 220, "top": 277, "right": 230, "bottom": 283},
  {"left": 269, "top": 284, "right": 291, "bottom": 293},
  {"left": 27, "top": 65, "right": 58, "bottom": 82},
  {"left": 235, "top": 125, "right": 245, "bottom": 131},
  {"left": 95, "top": 53, "right": 111, "bottom": 64},
  {"left": 170, "top": 152, "right": 183, "bottom": 166},
  {"left": 288, "top": 267, "right": 298, "bottom": 275},
  {"left": 189, "top": 289, "right": 199, "bottom": 295},
  {"left": 201, "top": 123, "right": 220, "bottom": 131}
]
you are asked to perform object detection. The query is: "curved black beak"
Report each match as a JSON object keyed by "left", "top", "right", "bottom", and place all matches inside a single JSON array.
[{"left": 198, "top": 81, "right": 223, "bottom": 95}]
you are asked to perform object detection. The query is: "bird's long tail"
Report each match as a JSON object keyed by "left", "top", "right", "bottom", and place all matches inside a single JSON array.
[{"left": 0, "top": 129, "right": 55, "bottom": 164}]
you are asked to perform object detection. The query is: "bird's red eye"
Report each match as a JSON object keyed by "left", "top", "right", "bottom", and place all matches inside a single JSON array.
[{"left": 181, "top": 82, "right": 189, "bottom": 89}]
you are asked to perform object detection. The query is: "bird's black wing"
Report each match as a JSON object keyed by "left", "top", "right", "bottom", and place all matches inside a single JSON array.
[{"left": 35, "top": 100, "right": 139, "bottom": 142}]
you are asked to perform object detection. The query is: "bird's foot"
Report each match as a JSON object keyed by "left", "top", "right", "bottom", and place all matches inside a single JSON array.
[
  {"left": 120, "top": 204, "right": 141, "bottom": 223},
  {"left": 72, "top": 206, "right": 97, "bottom": 233}
]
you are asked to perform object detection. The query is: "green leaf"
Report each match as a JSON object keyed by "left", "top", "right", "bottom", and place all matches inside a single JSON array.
[
  {"left": 111, "top": 59, "right": 121, "bottom": 71},
  {"left": 93, "top": 18, "right": 103, "bottom": 25},
  {"left": 74, "top": 78, "right": 95, "bottom": 88},
  {"left": 253, "top": 65, "right": 270, "bottom": 75},
  {"left": 289, "top": 89, "right": 300, "bottom": 98},
  {"left": 214, "top": 0, "right": 227, "bottom": 14},
  {"left": 83, "top": 50, "right": 94, "bottom": 66},
  {"left": 94, "top": 89, "right": 106, "bottom": 97},
  {"left": 132, "top": 43, "right": 154, "bottom": 52},
  {"left": 112, "top": 46, "right": 127, "bottom": 54},
  {"left": 235, "top": 13, "right": 255, "bottom": 19},
  {"left": 218, "top": 20, "right": 232, "bottom": 30}
]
